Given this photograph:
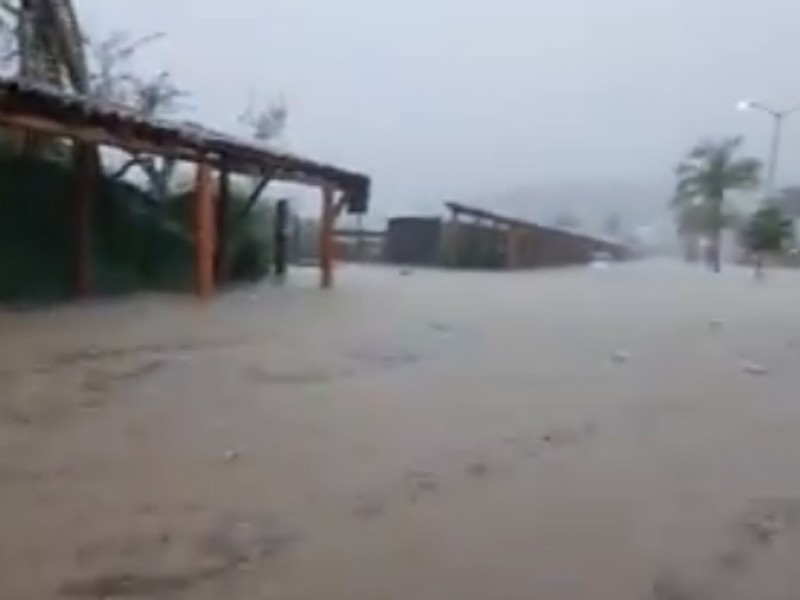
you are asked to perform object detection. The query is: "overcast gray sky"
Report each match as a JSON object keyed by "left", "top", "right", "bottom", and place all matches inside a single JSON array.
[{"left": 78, "top": 0, "right": 800, "bottom": 218}]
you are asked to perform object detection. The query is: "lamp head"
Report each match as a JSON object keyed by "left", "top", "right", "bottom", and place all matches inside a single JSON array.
[{"left": 737, "top": 99, "right": 755, "bottom": 112}]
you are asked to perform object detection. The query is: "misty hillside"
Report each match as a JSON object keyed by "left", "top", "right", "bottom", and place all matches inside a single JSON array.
[
  {"left": 468, "top": 180, "right": 671, "bottom": 236},
  {"left": 347, "top": 179, "right": 678, "bottom": 244}
]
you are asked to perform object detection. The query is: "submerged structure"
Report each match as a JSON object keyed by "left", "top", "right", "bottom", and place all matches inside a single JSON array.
[
  {"left": 385, "top": 202, "right": 630, "bottom": 268},
  {"left": 0, "top": 78, "right": 370, "bottom": 298}
]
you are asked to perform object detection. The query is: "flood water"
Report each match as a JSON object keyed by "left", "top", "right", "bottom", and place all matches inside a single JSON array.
[{"left": 3, "top": 261, "right": 800, "bottom": 599}]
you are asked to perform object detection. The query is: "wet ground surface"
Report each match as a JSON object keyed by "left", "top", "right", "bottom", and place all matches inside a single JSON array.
[{"left": 3, "top": 261, "right": 800, "bottom": 599}]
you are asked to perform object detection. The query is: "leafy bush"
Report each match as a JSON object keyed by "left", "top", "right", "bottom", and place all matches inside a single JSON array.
[
  {"left": 741, "top": 205, "right": 794, "bottom": 254},
  {"left": 226, "top": 198, "right": 273, "bottom": 281},
  {"left": 0, "top": 153, "right": 273, "bottom": 302},
  {"left": 168, "top": 183, "right": 275, "bottom": 283}
]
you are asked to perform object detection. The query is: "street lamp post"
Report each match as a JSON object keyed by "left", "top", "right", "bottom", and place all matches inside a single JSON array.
[{"left": 737, "top": 99, "right": 800, "bottom": 197}]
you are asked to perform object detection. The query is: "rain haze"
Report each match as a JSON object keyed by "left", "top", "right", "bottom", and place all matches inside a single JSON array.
[
  {"left": 7, "top": 2, "right": 800, "bottom": 600},
  {"left": 80, "top": 0, "right": 800, "bottom": 224}
]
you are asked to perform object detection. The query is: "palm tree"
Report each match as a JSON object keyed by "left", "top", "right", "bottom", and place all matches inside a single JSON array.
[
  {"left": 674, "top": 137, "right": 761, "bottom": 272},
  {"left": 671, "top": 195, "right": 709, "bottom": 262},
  {"left": 671, "top": 191, "right": 745, "bottom": 263}
]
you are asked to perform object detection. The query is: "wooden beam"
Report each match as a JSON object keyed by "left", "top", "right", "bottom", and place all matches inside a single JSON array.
[
  {"left": 0, "top": 112, "right": 360, "bottom": 187},
  {"left": 73, "top": 144, "right": 94, "bottom": 296},
  {"left": 334, "top": 194, "right": 349, "bottom": 218},
  {"left": 319, "top": 183, "right": 336, "bottom": 288},
  {"left": 193, "top": 161, "right": 216, "bottom": 299},
  {"left": 0, "top": 113, "right": 201, "bottom": 162},
  {"left": 334, "top": 228, "right": 385, "bottom": 239}
]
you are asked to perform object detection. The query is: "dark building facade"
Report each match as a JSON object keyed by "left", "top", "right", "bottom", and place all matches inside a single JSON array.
[{"left": 384, "top": 217, "right": 445, "bottom": 265}]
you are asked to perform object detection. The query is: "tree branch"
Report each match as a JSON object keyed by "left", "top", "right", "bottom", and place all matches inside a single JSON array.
[{"left": 108, "top": 155, "right": 142, "bottom": 180}]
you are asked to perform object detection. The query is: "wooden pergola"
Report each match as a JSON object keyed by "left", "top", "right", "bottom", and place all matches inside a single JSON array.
[
  {"left": 0, "top": 78, "right": 370, "bottom": 298},
  {"left": 443, "top": 202, "right": 630, "bottom": 268},
  {"left": 444, "top": 201, "right": 533, "bottom": 268}
]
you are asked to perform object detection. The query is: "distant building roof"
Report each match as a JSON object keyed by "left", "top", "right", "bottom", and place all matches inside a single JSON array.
[{"left": 444, "top": 201, "right": 629, "bottom": 249}]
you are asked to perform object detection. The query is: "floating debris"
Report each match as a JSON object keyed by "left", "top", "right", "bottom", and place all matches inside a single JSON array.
[
  {"left": 739, "top": 360, "right": 768, "bottom": 376},
  {"left": 716, "top": 549, "right": 749, "bottom": 573},
  {"left": 222, "top": 449, "right": 241, "bottom": 463},
  {"left": 651, "top": 572, "right": 712, "bottom": 600},
  {"left": 200, "top": 510, "right": 299, "bottom": 564},
  {"left": 742, "top": 513, "right": 783, "bottom": 545},
  {"left": 466, "top": 461, "right": 489, "bottom": 478},
  {"left": 610, "top": 349, "right": 631, "bottom": 364},
  {"left": 541, "top": 428, "right": 581, "bottom": 446},
  {"left": 60, "top": 571, "right": 204, "bottom": 598},
  {"left": 404, "top": 469, "right": 439, "bottom": 501},
  {"left": 737, "top": 498, "right": 800, "bottom": 546},
  {"left": 353, "top": 493, "right": 386, "bottom": 518}
]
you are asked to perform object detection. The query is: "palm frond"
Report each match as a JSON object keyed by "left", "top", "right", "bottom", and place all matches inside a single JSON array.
[
  {"left": 675, "top": 161, "right": 701, "bottom": 177},
  {"left": 672, "top": 136, "right": 761, "bottom": 239},
  {"left": 723, "top": 158, "right": 761, "bottom": 189}
]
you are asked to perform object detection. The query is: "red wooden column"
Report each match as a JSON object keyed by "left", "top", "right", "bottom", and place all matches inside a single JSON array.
[
  {"left": 319, "top": 183, "right": 336, "bottom": 288},
  {"left": 193, "top": 161, "right": 216, "bottom": 299}
]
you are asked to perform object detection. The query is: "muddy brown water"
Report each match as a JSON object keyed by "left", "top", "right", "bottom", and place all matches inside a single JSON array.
[{"left": 3, "top": 262, "right": 800, "bottom": 599}]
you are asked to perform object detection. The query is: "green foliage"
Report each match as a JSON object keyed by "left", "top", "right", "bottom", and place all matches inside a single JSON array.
[
  {"left": 0, "top": 153, "right": 274, "bottom": 302},
  {"left": 0, "top": 154, "right": 74, "bottom": 300},
  {"left": 774, "top": 186, "right": 800, "bottom": 220},
  {"left": 674, "top": 197, "right": 741, "bottom": 235},
  {"left": 227, "top": 200, "right": 273, "bottom": 281},
  {"left": 673, "top": 136, "right": 762, "bottom": 270},
  {"left": 673, "top": 136, "right": 761, "bottom": 233},
  {"left": 0, "top": 153, "right": 192, "bottom": 301},
  {"left": 169, "top": 183, "right": 276, "bottom": 282},
  {"left": 741, "top": 205, "right": 794, "bottom": 254},
  {"left": 675, "top": 137, "right": 761, "bottom": 205}
]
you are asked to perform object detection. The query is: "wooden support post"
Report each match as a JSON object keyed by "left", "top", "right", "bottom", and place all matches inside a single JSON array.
[
  {"left": 193, "top": 161, "right": 216, "bottom": 299},
  {"left": 526, "top": 230, "right": 536, "bottom": 266},
  {"left": 355, "top": 214, "right": 365, "bottom": 262},
  {"left": 214, "top": 167, "right": 230, "bottom": 283},
  {"left": 73, "top": 144, "right": 94, "bottom": 297},
  {"left": 319, "top": 183, "right": 336, "bottom": 288},
  {"left": 506, "top": 226, "right": 519, "bottom": 269},
  {"left": 273, "top": 198, "right": 289, "bottom": 279},
  {"left": 445, "top": 211, "right": 461, "bottom": 267}
]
